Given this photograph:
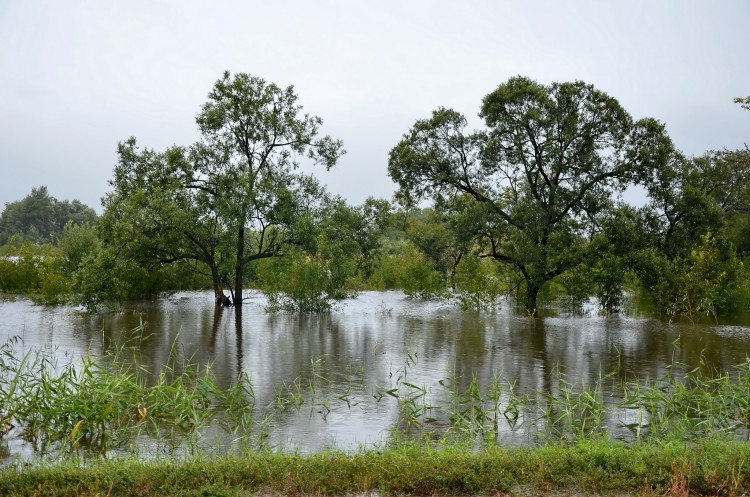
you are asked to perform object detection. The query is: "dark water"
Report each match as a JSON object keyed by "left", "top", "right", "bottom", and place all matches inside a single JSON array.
[{"left": 2, "top": 290, "right": 750, "bottom": 461}]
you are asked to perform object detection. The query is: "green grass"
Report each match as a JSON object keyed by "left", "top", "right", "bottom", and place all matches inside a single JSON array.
[{"left": 1, "top": 439, "right": 749, "bottom": 496}]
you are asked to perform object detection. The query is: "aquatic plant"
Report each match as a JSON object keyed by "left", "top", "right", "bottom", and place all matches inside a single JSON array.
[{"left": 0, "top": 332, "right": 257, "bottom": 458}]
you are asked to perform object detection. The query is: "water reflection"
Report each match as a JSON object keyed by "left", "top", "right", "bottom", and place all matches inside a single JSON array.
[{"left": 1, "top": 290, "right": 750, "bottom": 458}]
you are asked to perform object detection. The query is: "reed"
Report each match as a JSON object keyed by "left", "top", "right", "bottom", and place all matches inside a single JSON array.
[
  {"left": 620, "top": 358, "right": 750, "bottom": 442},
  {"left": 383, "top": 355, "right": 750, "bottom": 446},
  {"left": 0, "top": 331, "right": 257, "bottom": 458}
]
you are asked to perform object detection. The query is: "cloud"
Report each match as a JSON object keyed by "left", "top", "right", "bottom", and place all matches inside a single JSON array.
[{"left": 1, "top": 0, "right": 748, "bottom": 211}]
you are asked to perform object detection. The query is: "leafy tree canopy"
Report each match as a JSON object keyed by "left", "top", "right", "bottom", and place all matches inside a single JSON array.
[
  {"left": 388, "top": 76, "right": 673, "bottom": 313},
  {"left": 100, "top": 71, "right": 345, "bottom": 307}
]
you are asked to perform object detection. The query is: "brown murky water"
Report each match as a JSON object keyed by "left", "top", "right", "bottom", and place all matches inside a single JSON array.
[{"left": 2, "top": 290, "right": 750, "bottom": 461}]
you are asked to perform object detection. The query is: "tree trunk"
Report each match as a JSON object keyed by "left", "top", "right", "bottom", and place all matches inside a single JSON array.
[
  {"left": 449, "top": 252, "right": 462, "bottom": 290},
  {"left": 210, "top": 263, "right": 231, "bottom": 307},
  {"left": 522, "top": 283, "right": 540, "bottom": 316},
  {"left": 234, "top": 226, "right": 245, "bottom": 306}
]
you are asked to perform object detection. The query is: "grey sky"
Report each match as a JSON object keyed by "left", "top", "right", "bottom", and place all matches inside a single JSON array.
[{"left": 1, "top": 1, "right": 748, "bottom": 212}]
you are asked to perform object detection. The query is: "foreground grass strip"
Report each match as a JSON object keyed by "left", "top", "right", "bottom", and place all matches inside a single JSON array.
[{"left": 2, "top": 440, "right": 750, "bottom": 497}]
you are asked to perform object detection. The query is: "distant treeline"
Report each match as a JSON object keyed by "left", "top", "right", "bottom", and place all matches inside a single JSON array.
[{"left": 0, "top": 186, "right": 96, "bottom": 246}]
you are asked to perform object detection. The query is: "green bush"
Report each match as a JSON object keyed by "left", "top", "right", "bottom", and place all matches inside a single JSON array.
[
  {"left": 647, "top": 234, "right": 750, "bottom": 320},
  {"left": 257, "top": 250, "right": 351, "bottom": 312},
  {"left": 71, "top": 247, "right": 177, "bottom": 310},
  {"left": 0, "top": 245, "right": 40, "bottom": 294},
  {"left": 57, "top": 221, "right": 99, "bottom": 276},
  {"left": 452, "top": 255, "right": 506, "bottom": 310},
  {"left": 0, "top": 258, "right": 24, "bottom": 293},
  {"left": 367, "top": 243, "right": 445, "bottom": 298},
  {"left": 35, "top": 256, "right": 70, "bottom": 305}
]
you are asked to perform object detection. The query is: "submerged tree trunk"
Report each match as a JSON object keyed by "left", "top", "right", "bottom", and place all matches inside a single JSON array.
[
  {"left": 523, "top": 283, "right": 540, "bottom": 316},
  {"left": 234, "top": 226, "right": 245, "bottom": 306},
  {"left": 210, "top": 263, "right": 231, "bottom": 306}
]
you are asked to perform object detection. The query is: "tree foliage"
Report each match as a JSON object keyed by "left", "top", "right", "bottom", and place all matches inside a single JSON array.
[
  {"left": 388, "top": 76, "right": 672, "bottom": 313},
  {"left": 99, "top": 72, "right": 345, "bottom": 307},
  {"left": 735, "top": 96, "right": 750, "bottom": 111},
  {"left": 624, "top": 148, "right": 750, "bottom": 316},
  {"left": 254, "top": 197, "right": 389, "bottom": 311},
  {"left": 402, "top": 207, "right": 467, "bottom": 288},
  {"left": 638, "top": 149, "right": 750, "bottom": 260}
]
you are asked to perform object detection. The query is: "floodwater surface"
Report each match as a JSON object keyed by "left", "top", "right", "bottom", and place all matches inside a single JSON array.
[{"left": 1, "top": 291, "right": 750, "bottom": 462}]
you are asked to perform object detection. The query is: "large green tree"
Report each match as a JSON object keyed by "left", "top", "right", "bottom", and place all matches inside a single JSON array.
[
  {"left": 101, "top": 72, "right": 344, "bottom": 306},
  {"left": 388, "top": 76, "right": 672, "bottom": 313}
]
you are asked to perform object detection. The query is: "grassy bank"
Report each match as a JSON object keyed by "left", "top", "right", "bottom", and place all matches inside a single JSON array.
[{"left": 2, "top": 439, "right": 750, "bottom": 497}]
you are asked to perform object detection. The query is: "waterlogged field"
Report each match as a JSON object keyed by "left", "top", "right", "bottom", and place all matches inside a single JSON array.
[{"left": 2, "top": 291, "right": 750, "bottom": 465}]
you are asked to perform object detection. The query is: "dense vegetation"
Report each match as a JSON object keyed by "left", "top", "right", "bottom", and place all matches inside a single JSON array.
[
  {"left": 1, "top": 75, "right": 749, "bottom": 318},
  {"left": 3, "top": 441, "right": 750, "bottom": 496}
]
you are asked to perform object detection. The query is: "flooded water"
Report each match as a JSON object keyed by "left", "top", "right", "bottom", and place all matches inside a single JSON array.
[{"left": 2, "top": 290, "right": 750, "bottom": 462}]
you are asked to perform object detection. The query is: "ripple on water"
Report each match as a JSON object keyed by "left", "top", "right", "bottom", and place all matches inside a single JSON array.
[{"left": 713, "top": 325, "right": 750, "bottom": 339}]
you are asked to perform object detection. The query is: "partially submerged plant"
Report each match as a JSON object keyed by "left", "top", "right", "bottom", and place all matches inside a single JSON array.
[{"left": 0, "top": 331, "right": 258, "bottom": 458}]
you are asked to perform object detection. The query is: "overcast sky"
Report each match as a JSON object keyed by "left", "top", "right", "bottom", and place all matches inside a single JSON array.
[{"left": 1, "top": 1, "right": 748, "bottom": 212}]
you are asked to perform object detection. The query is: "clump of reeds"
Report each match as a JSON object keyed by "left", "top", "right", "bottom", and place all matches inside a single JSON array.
[
  {"left": 378, "top": 352, "right": 750, "bottom": 447},
  {"left": 0, "top": 330, "right": 256, "bottom": 458},
  {"left": 619, "top": 358, "right": 750, "bottom": 442}
]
